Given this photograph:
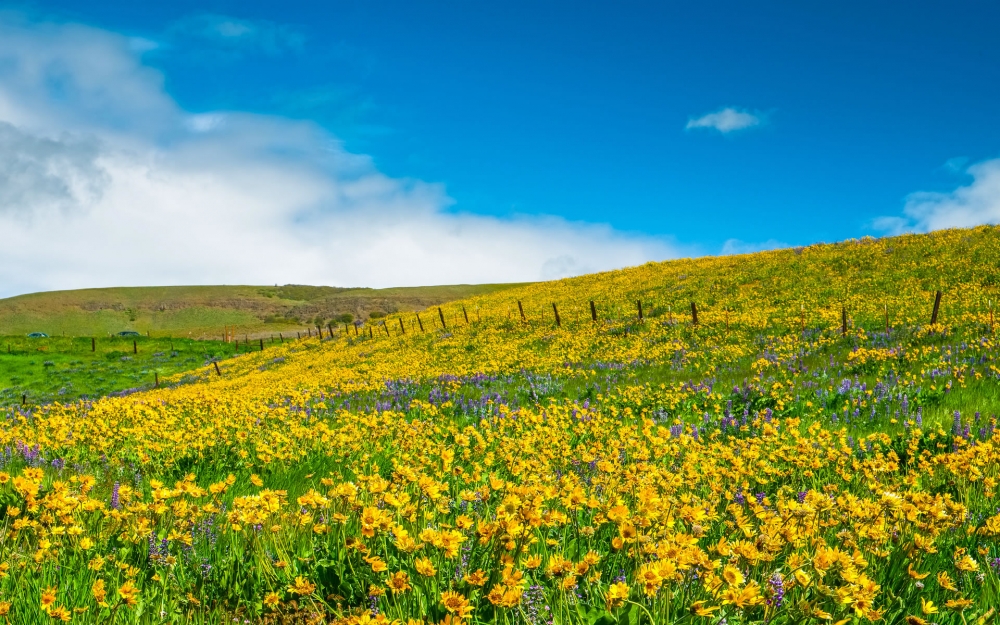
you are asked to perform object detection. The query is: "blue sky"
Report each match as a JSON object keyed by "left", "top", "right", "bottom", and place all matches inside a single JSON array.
[{"left": 1, "top": 2, "right": 999, "bottom": 294}]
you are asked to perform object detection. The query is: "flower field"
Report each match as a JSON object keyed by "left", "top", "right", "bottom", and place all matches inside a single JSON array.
[{"left": 2, "top": 227, "right": 1000, "bottom": 624}]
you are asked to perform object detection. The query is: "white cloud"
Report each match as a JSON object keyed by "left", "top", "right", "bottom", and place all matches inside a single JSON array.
[
  {"left": 686, "top": 107, "right": 764, "bottom": 134},
  {"left": 167, "top": 13, "right": 305, "bottom": 56},
  {"left": 0, "top": 17, "right": 676, "bottom": 298},
  {"left": 184, "top": 113, "right": 227, "bottom": 132},
  {"left": 720, "top": 238, "right": 786, "bottom": 256},
  {"left": 0, "top": 121, "right": 108, "bottom": 216},
  {"left": 874, "top": 158, "right": 1000, "bottom": 235}
]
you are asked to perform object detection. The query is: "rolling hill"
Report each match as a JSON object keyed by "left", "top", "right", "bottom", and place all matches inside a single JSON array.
[{"left": 0, "top": 282, "right": 525, "bottom": 339}]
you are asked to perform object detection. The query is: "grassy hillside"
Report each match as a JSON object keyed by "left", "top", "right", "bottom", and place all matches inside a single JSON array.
[
  {"left": 2, "top": 226, "right": 1000, "bottom": 624},
  {"left": 0, "top": 335, "right": 245, "bottom": 408},
  {"left": 0, "top": 282, "right": 524, "bottom": 339}
]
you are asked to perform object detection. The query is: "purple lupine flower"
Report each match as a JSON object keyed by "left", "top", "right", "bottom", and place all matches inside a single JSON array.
[
  {"left": 522, "top": 584, "right": 550, "bottom": 625},
  {"left": 767, "top": 571, "right": 785, "bottom": 608},
  {"left": 110, "top": 482, "right": 121, "bottom": 510}
]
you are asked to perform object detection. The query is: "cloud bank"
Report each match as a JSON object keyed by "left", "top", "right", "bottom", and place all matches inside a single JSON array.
[
  {"left": 685, "top": 107, "right": 764, "bottom": 134},
  {"left": 874, "top": 158, "right": 1000, "bottom": 235},
  {"left": 0, "top": 17, "right": 675, "bottom": 298}
]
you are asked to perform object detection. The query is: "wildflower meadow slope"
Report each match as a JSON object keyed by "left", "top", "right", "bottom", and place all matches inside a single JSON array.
[{"left": 3, "top": 226, "right": 1000, "bottom": 624}]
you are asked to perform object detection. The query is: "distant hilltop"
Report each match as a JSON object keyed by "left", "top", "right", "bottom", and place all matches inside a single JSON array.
[{"left": 0, "top": 283, "right": 525, "bottom": 339}]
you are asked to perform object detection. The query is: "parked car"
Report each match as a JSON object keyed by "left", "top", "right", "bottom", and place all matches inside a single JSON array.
[
  {"left": 26, "top": 332, "right": 48, "bottom": 338},
  {"left": 116, "top": 331, "right": 141, "bottom": 337}
]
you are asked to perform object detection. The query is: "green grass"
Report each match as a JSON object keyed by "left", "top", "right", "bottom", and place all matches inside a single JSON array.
[
  {"left": 0, "top": 283, "right": 526, "bottom": 339},
  {"left": 0, "top": 335, "right": 242, "bottom": 407}
]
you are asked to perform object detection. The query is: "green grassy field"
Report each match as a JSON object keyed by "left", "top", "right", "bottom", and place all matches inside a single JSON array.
[
  {"left": 0, "top": 283, "right": 525, "bottom": 340},
  {"left": 0, "top": 335, "right": 242, "bottom": 407},
  {"left": 0, "top": 282, "right": 523, "bottom": 408}
]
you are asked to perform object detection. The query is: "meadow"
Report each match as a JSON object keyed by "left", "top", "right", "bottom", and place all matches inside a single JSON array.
[
  {"left": 0, "top": 284, "right": 523, "bottom": 340},
  {"left": 1, "top": 227, "right": 1000, "bottom": 624},
  {"left": 0, "top": 336, "right": 239, "bottom": 408}
]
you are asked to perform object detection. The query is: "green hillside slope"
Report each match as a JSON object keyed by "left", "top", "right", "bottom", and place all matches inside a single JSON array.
[{"left": 0, "top": 282, "right": 524, "bottom": 339}]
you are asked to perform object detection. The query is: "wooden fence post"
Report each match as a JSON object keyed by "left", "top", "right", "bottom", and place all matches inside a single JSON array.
[
  {"left": 369, "top": 327, "right": 373, "bottom": 338},
  {"left": 328, "top": 324, "right": 333, "bottom": 338},
  {"left": 552, "top": 303, "right": 561, "bottom": 327},
  {"left": 279, "top": 333, "right": 284, "bottom": 343},
  {"left": 91, "top": 337, "right": 95, "bottom": 352},
  {"left": 931, "top": 290, "right": 942, "bottom": 325},
  {"left": 518, "top": 301, "right": 526, "bottom": 322},
  {"left": 691, "top": 302, "right": 698, "bottom": 325},
  {"left": 260, "top": 338, "right": 264, "bottom": 351},
  {"left": 383, "top": 321, "right": 390, "bottom": 337},
  {"left": 590, "top": 300, "right": 597, "bottom": 322},
  {"left": 841, "top": 305, "right": 847, "bottom": 336},
  {"left": 354, "top": 324, "right": 359, "bottom": 336},
  {"left": 438, "top": 307, "right": 447, "bottom": 329},
  {"left": 462, "top": 306, "right": 469, "bottom": 324},
  {"left": 213, "top": 361, "right": 221, "bottom": 376},
  {"left": 884, "top": 304, "right": 889, "bottom": 335},
  {"left": 235, "top": 340, "right": 239, "bottom": 353},
  {"left": 133, "top": 340, "right": 137, "bottom": 354},
  {"left": 154, "top": 372, "right": 159, "bottom": 388},
  {"left": 417, "top": 313, "right": 425, "bottom": 332},
  {"left": 399, "top": 317, "right": 406, "bottom": 334},
  {"left": 637, "top": 301, "right": 644, "bottom": 322}
]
